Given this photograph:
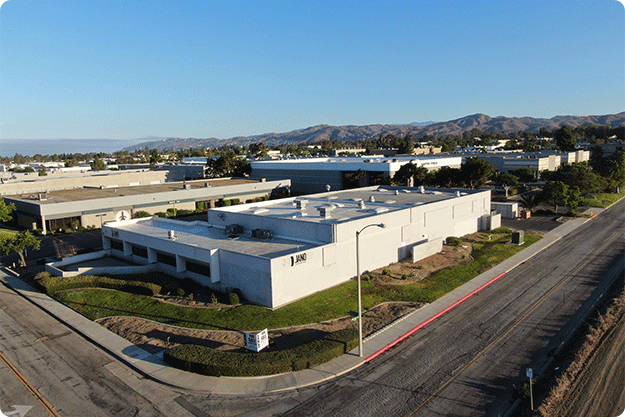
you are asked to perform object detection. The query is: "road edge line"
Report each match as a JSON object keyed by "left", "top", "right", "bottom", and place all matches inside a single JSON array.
[{"left": 365, "top": 272, "right": 507, "bottom": 362}]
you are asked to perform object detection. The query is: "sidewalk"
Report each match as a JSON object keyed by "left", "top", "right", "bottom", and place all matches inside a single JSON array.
[{"left": 0, "top": 213, "right": 598, "bottom": 396}]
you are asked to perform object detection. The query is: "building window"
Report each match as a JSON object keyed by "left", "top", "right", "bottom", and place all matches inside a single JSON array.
[
  {"left": 132, "top": 245, "right": 148, "bottom": 258},
  {"left": 156, "top": 252, "right": 176, "bottom": 267},
  {"left": 109, "top": 239, "right": 123, "bottom": 251},
  {"left": 186, "top": 261, "right": 211, "bottom": 277}
]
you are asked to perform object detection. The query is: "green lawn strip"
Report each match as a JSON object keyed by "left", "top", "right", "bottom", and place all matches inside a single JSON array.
[
  {"left": 52, "top": 232, "right": 542, "bottom": 331},
  {"left": 581, "top": 192, "right": 625, "bottom": 208}
]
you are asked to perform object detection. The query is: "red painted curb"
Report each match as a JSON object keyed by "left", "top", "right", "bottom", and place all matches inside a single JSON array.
[{"left": 365, "top": 272, "right": 507, "bottom": 362}]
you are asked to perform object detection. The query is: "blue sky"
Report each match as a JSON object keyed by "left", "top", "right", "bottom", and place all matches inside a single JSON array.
[{"left": 1, "top": 0, "right": 624, "bottom": 140}]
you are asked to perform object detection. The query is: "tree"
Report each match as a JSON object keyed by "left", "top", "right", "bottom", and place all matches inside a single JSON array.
[
  {"left": 0, "top": 198, "right": 16, "bottom": 222},
  {"left": 492, "top": 172, "right": 518, "bottom": 198},
  {"left": 519, "top": 193, "right": 539, "bottom": 211},
  {"left": 0, "top": 230, "right": 41, "bottom": 267},
  {"left": 595, "top": 150, "right": 625, "bottom": 192},
  {"left": 509, "top": 168, "right": 536, "bottom": 183},
  {"left": 149, "top": 149, "right": 161, "bottom": 165},
  {"left": 461, "top": 157, "right": 494, "bottom": 189},
  {"left": 90, "top": 156, "right": 106, "bottom": 171},
  {"left": 393, "top": 162, "right": 428, "bottom": 186},
  {"left": 554, "top": 125, "right": 578, "bottom": 151},
  {"left": 540, "top": 181, "right": 568, "bottom": 213}
]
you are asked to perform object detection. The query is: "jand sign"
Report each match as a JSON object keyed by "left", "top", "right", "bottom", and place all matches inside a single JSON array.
[
  {"left": 290, "top": 252, "right": 307, "bottom": 266},
  {"left": 244, "top": 329, "right": 269, "bottom": 352}
]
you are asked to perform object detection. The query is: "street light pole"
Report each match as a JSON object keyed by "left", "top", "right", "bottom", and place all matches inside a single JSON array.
[{"left": 356, "top": 223, "right": 386, "bottom": 357}]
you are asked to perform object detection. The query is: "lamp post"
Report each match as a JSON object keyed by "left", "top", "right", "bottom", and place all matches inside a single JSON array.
[
  {"left": 95, "top": 213, "right": 107, "bottom": 229},
  {"left": 356, "top": 222, "right": 386, "bottom": 357},
  {"left": 168, "top": 200, "right": 181, "bottom": 217}
]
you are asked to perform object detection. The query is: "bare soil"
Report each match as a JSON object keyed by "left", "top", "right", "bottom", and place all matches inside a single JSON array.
[{"left": 97, "top": 301, "right": 421, "bottom": 354}]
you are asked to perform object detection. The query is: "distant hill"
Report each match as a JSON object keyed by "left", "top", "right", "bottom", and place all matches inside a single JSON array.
[{"left": 123, "top": 112, "right": 625, "bottom": 151}]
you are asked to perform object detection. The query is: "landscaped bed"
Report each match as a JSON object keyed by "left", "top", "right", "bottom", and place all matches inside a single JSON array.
[{"left": 32, "top": 227, "right": 542, "bottom": 376}]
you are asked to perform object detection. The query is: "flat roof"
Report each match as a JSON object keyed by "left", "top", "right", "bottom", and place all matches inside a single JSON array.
[
  {"left": 216, "top": 186, "right": 480, "bottom": 224},
  {"left": 5, "top": 178, "right": 261, "bottom": 205},
  {"left": 112, "top": 218, "right": 316, "bottom": 259}
]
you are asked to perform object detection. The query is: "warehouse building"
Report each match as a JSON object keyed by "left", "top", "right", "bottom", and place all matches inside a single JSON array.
[
  {"left": 101, "top": 185, "right": 498, "bottom": 309},
  {"left": 3, "top": 178, "right": 289, "bottom": 234},
  {"left": 249, "top": 156, "right": 462, "bottom": 194}
]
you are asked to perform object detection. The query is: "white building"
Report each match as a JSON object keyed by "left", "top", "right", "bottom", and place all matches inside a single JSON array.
[
  {"left": 102, "top": 185, "right": 497, "bottom": 309},
  {"left": 250, "top": 156, "right": 463, "bottom": 193}
]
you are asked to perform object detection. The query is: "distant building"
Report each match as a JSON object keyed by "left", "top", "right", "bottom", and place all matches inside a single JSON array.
[
  {"left": 3, "top": 178, "right": 289, "bottom": 234},
  {"left": 250, "top": 156, "right": 462, "bottom": 194}
]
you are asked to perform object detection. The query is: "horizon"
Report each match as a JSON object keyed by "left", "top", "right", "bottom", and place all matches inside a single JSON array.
[{"left": 1, "top": 1, "right": 624, "bottom": 141}]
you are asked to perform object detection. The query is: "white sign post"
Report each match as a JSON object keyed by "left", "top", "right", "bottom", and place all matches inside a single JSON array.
[
  {"left": 526, "top": 368, "right": 534, "bottom": 410},
  {"left": 244, "top": 329, "right": 269, "bottom": 352}
]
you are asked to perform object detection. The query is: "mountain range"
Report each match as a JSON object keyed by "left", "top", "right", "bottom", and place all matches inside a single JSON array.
[{"left": 123, "top": 112, "right": 625, "bottom": 152}]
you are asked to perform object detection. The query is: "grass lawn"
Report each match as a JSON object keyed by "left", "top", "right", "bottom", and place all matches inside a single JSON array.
[
  {"left": 581, "top": 192, "right": 625, "bottom": 208},
  {"left": 53, "top": 231, "right": 542, "bottom": 331}
]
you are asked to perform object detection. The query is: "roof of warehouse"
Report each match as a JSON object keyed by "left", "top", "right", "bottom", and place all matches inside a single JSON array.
[
  {"left": 5, "top": 178, "right": 262, "bottom": 204},
  {"left": 214, "top": 186, "right": 483, "bottom": 224}
]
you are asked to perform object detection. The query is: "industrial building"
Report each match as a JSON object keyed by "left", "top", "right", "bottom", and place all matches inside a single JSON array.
[
  {"left": 249, "top": 156, "right": 462, "bottom": 194},
  {"left": 3, "top": 178, "right": 289, "bottom": 234},
  {"left": 100, "top": 185, "right": 498, "bottom": 309}
]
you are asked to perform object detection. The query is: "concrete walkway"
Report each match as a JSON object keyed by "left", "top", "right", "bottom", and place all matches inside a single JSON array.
[{"left": 0, "top": 211, "right": 599, "bottom": 396}]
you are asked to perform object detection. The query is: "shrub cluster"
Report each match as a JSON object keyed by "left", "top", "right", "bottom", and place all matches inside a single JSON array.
[
  {"left": 34, "top": 272, "right": 162, "bottom": 297},
  {"left": 163, "top": 328, "right": 357, "bottom": 377},
  {"left": 445, "top": 236, "right": 462, "bottom": 246}
]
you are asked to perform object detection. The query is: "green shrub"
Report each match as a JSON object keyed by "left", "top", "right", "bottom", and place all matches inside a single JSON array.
[
  {"left": 229, "top": 198, "right": 240, "bottom": 205},
  {"left": 228, "top": 291, "right": 240, "bottom": 305},
  {"left": 382, "top": 268, "right": 392, "bottom": 276},
  {"left": 34, "top": 272, "right": 162, "bottom": 297},
  {"left": 176, "top": 287, "right": 186, "bottom": 297},
  {"left": 196, "top": 202, "right": 205, "bottom": 210},
  {"left": 445, "top": 236, "right": 462, "bottom": 246},
  {"left": 490, "top": 227, "right": 512, "bottom": 234},
  {"left": 133, "top": 211, "right": 152, "bottom": 219},
  {"left": 223, "top": 200, "right": 232, "bottom": 206},
  {"left": 163, "top": 328, "right": 358, "bottom": 377},
  {"left": 210, "top": 293, "right": 219, "bottom": 304}
]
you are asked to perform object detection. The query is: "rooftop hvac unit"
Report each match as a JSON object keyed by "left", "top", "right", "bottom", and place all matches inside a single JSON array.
[
  {"left": 317, "top": 206, "right": 333, "bottom": 218},
  {"left": 295, "top": 200, "right": 307, "bottom": 209},
  {"left": 252, "top": 229, "right": 273, "bottom": 240},
  {"left": 225, "top": 224, "right": 244, "bottom": 236}
]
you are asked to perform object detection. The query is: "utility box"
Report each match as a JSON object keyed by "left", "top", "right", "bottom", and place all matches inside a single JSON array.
[{"left": 512, "top": 230, "right": 525, "bottom": 245}]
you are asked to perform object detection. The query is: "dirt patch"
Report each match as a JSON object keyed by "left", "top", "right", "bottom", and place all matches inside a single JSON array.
[
  {"left": 97, "top": 302, "right": 422, "bottom": 354},
  {"left": 370, "top": 242, "right": 473, "bottom": 285}
]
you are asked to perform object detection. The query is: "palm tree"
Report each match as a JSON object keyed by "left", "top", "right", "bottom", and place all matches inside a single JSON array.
[{"left": 519, "top": 193, "right": 539, "bottom": 211}]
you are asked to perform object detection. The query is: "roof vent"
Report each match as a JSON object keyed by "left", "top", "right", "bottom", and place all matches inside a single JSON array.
[
  {"left": 252, "top": 229, "right": 273, "bottom": 240},
  {"left": 455, "top": 191, "right": 461, "bottom": 197},
  {"left": 225, "top": 224, "right": 244, "bottom": 236},
  {"left": 418, "top": 185, "right": 425, "bottom": 193},
  {"left": 168, "top": 230, "right": 177, "bottom": 240},
  {"left": 359, "top": 200, "right": 366, "bottom": 209},
  {"left": 369, "top": 196, "right": 376, "bottom": 203},
  {"left": 317, "top": 206, "right": 333, "bottom": 218}
]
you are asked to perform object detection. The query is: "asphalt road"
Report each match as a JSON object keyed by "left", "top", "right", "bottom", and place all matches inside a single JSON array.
[
  {"left": 272, "top": 199, "right": 624, "bottom": 417},
  {"left": 0, "top": 279, "right": 197, "bottom": 417}
]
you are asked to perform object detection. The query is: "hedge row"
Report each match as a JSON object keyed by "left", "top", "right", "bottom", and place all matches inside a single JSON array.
[
  {"left": 163, "top": 328, "right": 358, "bottom": 377},
  {"left": 34, "top": 272, "right": 162, "bottom": 297}
]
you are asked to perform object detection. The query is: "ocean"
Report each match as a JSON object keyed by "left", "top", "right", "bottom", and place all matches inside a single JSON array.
[{"left": 0, "top": 139, "right": 144, "bottom": 157}]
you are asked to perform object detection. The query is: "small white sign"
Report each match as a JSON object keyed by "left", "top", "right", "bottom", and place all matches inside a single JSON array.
[
  {"left": 526, "top": 368, "right": 533, "bottom": 378},
  {"left": 244, "top": 329, "right": 269, "bottom": 352}
]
